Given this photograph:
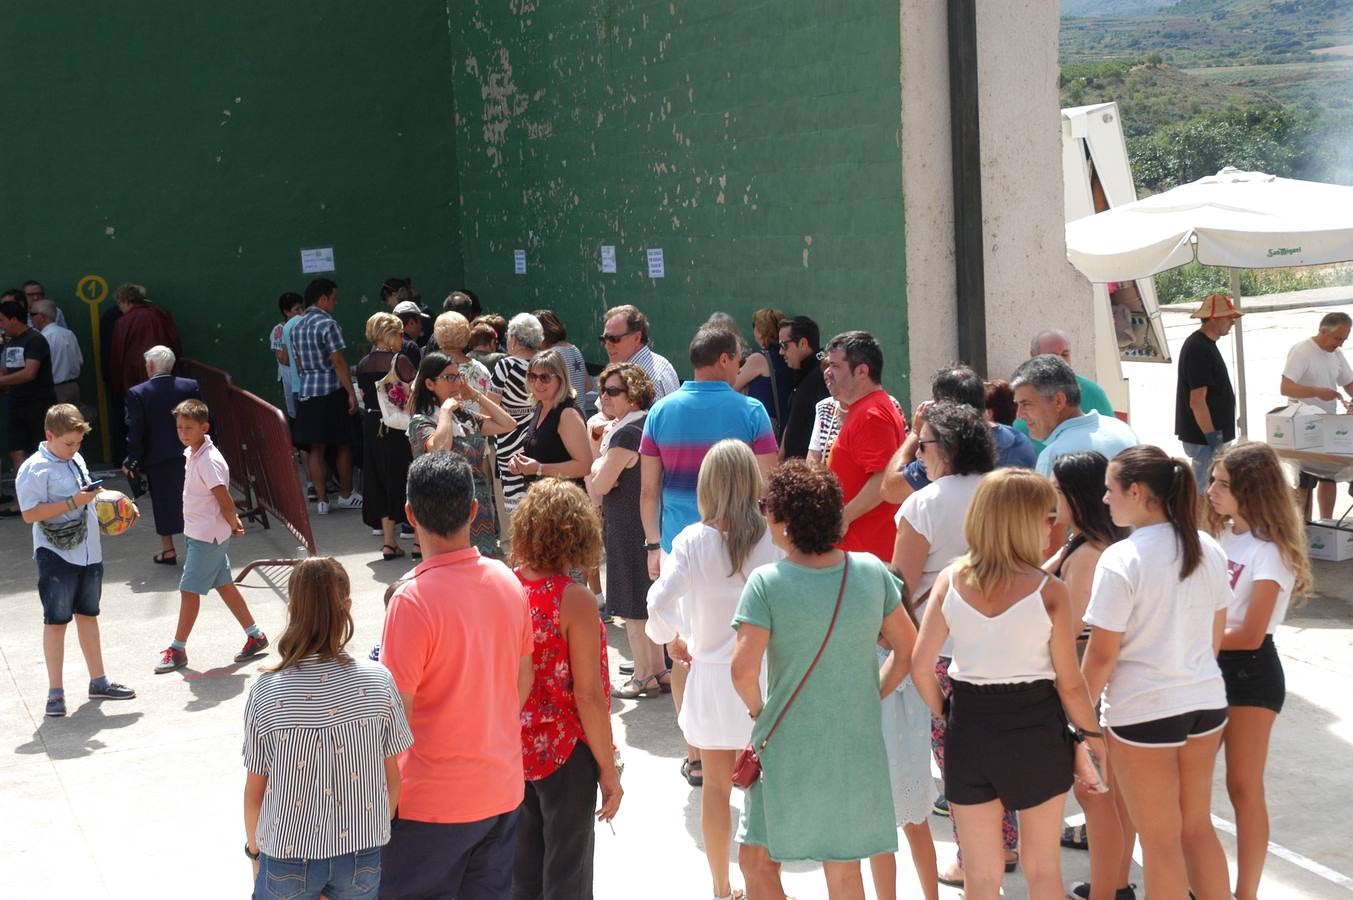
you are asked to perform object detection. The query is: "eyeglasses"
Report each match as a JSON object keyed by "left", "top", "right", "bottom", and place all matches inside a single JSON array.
[
  {"left": 917, "top": 438, "right": 938, "bottom": 449},
  {"left": 599, "top": 331, "right": 637, "bottom": 345},
  {"left": 777, "top": 339, "right": 795, "bottom": 350},
  {"left": 434, "top": 372, "right": 462, "bottom": 383},
  {"left": 601, "top": 386, "right": 627, "bottom": 397},
  {"left": 526, "top": 372, "right": 558, "bottom": 383}
]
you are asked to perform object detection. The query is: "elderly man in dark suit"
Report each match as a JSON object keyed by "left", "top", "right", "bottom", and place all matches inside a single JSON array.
[{"left": 123, "top": 345, "right": 200, "bottom": 565}]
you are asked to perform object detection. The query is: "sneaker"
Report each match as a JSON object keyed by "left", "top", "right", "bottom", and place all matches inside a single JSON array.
[
  {"left": 332, "top": 492, "right": 364, "bottom": 510},
  {"left": 88, "top": 680, "right": 136, "bottom": 700},
  {"left": 45, "top": 694, "right": 67, "bottom": 717},
  {"left": 399, "top": 523, "right": 415, "bottom": 539},
  {"left": 154, "top": 646, "right": 188, "bottom": 673},
  {"left": 316, "top": 501, "right": 330, "bottom": 515},
  {"left": 235, "top": 633, "right": 270, "bottom": 663},
  {"left": 1068, "top": 882, "right": 1137, "bottom": 900},
  {"left": 933, "top": 794, "right": 950, "bottom": 817},
  {"left": 371, "top": 528, "right": 383, "bottom": 536}
]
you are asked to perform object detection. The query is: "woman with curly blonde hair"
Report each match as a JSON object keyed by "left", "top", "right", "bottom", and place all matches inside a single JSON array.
[
  {"left": 510, "top": 479, "right": 621, "bottom": 898},
  {"left": 1203, "top": 441, "right": 1310, "bottom": 900}
]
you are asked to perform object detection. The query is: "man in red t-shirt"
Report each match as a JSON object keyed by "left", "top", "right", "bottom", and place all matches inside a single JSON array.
[{"left": 823, "top": 331, "right": 906, "bottom": 561}]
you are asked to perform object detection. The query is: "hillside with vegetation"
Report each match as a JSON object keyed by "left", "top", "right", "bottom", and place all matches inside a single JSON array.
[{"left": 1060, "top": 1, "right": 1353, "bottom": 302}]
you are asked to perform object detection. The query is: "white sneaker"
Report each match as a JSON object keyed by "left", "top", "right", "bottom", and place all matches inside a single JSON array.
[
  {"left": 371, "top": 528, "right": 383, "bottom": 536},
  {"left": 333, "top": 492, "right": 364, "bottom": 510},
  {"left": 316, "top": 501, "right": 330, "bottom": 515}
]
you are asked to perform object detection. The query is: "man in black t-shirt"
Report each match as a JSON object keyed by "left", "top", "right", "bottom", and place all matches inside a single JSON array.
[
  {"left": 776, "top": 315, "right": 830, "bottom": 460},
  {"left": 1175, "top": 292, "right": 1240, "bottom": 493},
  {"left": 0, "top": 298, "right": 58, "bottom": 497}
]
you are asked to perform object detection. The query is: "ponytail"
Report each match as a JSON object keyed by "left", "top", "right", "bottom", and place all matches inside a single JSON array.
[{"left": 1112, "top": 445, "right": 1203, "bottom": 580}]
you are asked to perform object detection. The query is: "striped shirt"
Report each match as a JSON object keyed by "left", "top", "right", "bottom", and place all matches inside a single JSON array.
[
  {"left": 289, "top": 306, "right": 346, "bottom": 399},
  {"left": 243, "top": 654, "right": 413, "bottom": 860},
  {"left": 630, "top": 343, "right": 680, "bottom": 400},
  {"left": 639, "top": 380, "right": 777, "bottom": 551}
]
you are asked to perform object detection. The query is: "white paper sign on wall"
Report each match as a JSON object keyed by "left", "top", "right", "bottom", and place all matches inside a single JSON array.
[
  {"left": 646, "top": 248, "right": 665, "bottom": 279},
  {"left": 300, "top": 248, "right": 336, "bottom": 273},
  {"left": 514, "top": 249, "right": 527, "bottom": 275},
  {"left": 600, "top": 245, "right": 617, "bottom": 274}
]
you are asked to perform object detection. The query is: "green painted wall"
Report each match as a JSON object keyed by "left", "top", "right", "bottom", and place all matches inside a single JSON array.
[
  {"left": 0, "top": 2, "right": 463, "bottom": 458},
  {"left": 448, "top": 0, "right": 910, "bottom": 399}
]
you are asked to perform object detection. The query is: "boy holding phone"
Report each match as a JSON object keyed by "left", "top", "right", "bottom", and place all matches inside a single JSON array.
[
  {"left": 17, "top": 404, "right": 136, "bottom": 716},
  {"left": 153, "top": 399, "right": 268, "bottom": 673}
]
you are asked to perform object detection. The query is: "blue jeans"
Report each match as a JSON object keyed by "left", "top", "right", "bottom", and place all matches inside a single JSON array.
[
  {"left": 253, "top": 848, "right": 381, "bottom": 900},
  {"left": 1181, "top": 440, "right": 1227, "bottom": 495}
]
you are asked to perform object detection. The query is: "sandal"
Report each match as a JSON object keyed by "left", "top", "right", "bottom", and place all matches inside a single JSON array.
[
  {"left": 681, "top": 757, "right": 704, "bottom": 787},
  {"left": 153, "top": 550, "right": 179, "bottom": 566},
  {"left": 938, "top": 855, "right": 1017, "bottom": 886},
  {"left": 1061, "top": 823, "right": 1089, "bottom": 850},
  {"left": 656, "top": 669, "right": 673, "bottom": 694},
  {"left": 714, "top": 891, "right": 745, "bottom": 900},
  {"left": 611, "top": 675, "right": 660, "bottom": 699},
  {"left": 381, "top": 544, "right": 405, "bottom": 561}
]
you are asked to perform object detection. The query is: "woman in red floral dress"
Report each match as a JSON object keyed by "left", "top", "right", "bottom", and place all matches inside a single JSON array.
[{"left": 511, "top": 478, "right": 623, "bottom": 898}]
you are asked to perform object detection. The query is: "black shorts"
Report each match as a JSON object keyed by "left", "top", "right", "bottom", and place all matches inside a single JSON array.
[
  {"left": 1109, "top": 707, "right": 1227, "bottom": 747},
  {"left": 1219, "top": 635, "right": 1285, "bottom": 714},
  {"left": 293, "top": 388, "right": 352, "bottom": 446},
  {"left": 944, "top": 679, "right": 1074, "bottom": 809},
  {"left": 8, "top": 398, "right": 51, "bottom": 454},
  {"left": 1297, "top": 470, "right": 1334, "bottom": 490}
]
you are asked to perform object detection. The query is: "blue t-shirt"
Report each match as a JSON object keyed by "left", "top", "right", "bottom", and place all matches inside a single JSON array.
[
  {"left": 16, "top": 444, "right": 101, "bottom": 566},
  {"left": 639, "top": 381, "right": 777, "bottom": 551},
  {"left": 902, "top": 422, "right": 1038, "bottom": 490},
  {"left": 1035, "top": 411, "right": 1139, "bottom": 476}
]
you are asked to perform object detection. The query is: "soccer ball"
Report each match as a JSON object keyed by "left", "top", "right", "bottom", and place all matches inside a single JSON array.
[{"left": 94, "top": 490, "right": 139, "bottom": 536}]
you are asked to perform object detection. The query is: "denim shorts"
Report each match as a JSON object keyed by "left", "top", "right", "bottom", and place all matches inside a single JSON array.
[
  {"left": 36, "top": 547, "right": 103, "bottom": 625},
  {"left": 181, "top": 537, "right": 233, "bottom": 595},
  {"left": 253, "top": 847, "right": 380, "bottom": 900}
]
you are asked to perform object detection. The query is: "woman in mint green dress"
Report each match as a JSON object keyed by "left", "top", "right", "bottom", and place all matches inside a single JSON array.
[{"left": 732, "top": 461, "right": 918, "bottom": 899}]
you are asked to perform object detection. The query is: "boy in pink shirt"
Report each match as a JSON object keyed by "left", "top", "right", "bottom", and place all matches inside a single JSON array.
[{"left": 154, "top": 399, "right": 268, "bottom": 673}]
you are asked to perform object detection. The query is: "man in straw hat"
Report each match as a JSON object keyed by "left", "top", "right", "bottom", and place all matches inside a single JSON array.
[{"left": 1175, "top": 292, "right": 1241, "bottom": 493}]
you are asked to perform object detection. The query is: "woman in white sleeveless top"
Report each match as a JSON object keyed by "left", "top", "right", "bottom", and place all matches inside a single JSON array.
[{"left": 912, "top": 468, "right": 1102, "bottom": 900}]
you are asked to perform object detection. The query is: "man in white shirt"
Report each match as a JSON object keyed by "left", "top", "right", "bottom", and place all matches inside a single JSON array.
[
  {"left": 1279, "top": 311, "right": 1353, "bottom": 519},
  {"left": 29, "top": 299, "right": 83, "bottom": 408},
  {"left": 599, "top": 304, "right": 680, "bottom": 399}
]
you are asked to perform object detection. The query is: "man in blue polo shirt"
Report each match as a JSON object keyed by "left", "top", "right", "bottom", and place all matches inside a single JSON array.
[
  {"left": 1012, "top": 354, "right": 1138, "bottom": 476},
  {"left": 639, "top": 323, "right": 777, "bottom": 786},
  {"left": 1013, "top": 329, "right": 1117, "bottom": 453}
]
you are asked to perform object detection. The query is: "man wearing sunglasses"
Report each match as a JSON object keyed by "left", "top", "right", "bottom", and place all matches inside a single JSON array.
[
  {"left": 599, "top": 304, "right": 679, "bottom": 400},
  {"left": 776, "top": 315, "right": 829, "bottom": 460}
]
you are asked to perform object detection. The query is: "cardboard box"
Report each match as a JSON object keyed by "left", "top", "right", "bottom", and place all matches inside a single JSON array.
[
  {"left": 1318, "top": 414, "right": 1353, "bottom": 455},
  {"left": 1306, "top": 520, "right": 1353, "bottom": 562},
  {"left": 1266, "top": 403, "right": 1325, "bottom": 450}
]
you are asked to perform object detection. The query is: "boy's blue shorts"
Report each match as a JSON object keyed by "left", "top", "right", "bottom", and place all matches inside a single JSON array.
[{"left": 181, "top": 537, "right": 233, "bottom": 595}]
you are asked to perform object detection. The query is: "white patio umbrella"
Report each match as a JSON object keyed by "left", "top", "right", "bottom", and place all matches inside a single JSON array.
[{"left": 1065, "top": 167, "right": 1353, "bottom": 436}]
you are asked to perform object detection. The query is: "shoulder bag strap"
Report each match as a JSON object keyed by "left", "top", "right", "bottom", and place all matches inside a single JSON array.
[
  {"left": 760, "top": 348, "right": 782, "bottom": 433},
  {"left": 756, "top": 554, "right": 850, "bottom": 752}
]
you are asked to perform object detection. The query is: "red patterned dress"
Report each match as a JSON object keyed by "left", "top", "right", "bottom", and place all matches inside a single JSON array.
[{"left": 517, "top": 572, "right": 612, "bottom": 781}]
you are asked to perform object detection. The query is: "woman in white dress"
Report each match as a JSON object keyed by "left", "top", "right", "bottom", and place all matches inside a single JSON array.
[{"left": 647, "top": 439, "right": 781, "bottom": 900}]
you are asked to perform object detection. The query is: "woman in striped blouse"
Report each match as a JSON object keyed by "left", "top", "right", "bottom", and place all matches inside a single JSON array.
[{"left": 243, "top": 558, "right": 413, "bottom": 899}]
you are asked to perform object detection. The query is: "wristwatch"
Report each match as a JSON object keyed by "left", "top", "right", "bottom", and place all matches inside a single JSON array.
[
  {"left": 643, "top": 541, "right": 661, "bottom": 551},
  {"left": 244, "top": 844, "right": 260, "bottom": 860}
]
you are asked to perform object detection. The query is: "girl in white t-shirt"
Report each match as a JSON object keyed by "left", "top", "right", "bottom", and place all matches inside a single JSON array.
[
  {"left": 1082, "top": 445, "right": 1232, "bottom": 900},
  {"left": 1203, "top": 442, "right": 1311, "bottom": 900}
]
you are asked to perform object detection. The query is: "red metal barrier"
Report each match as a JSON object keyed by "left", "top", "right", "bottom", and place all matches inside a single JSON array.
[{"left": 177, "top": 359, "right": 316, "bottom": 580}]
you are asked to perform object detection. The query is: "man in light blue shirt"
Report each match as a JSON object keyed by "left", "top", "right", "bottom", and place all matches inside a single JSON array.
[
  {"left": 1013, "top": 329, "right": 1117, "bottom": 454},
  {"left": 1012, "top": 354, "right": 1138, "bottom": 476}
]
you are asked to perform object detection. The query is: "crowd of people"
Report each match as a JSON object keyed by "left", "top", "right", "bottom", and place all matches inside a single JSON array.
[{"left": 7, "top": 274, "right": 1334, "bottom": 900}]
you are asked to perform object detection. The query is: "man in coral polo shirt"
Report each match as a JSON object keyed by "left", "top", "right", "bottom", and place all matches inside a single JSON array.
[
  {"left": 822, "top": 331, "right": 906, "bottom": 561},
  {"left": 379, "top": 451, "right": 534, "bottom": 899}
]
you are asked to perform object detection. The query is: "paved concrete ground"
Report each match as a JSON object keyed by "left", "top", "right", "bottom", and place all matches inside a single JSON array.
[{"left": 2, "top": 304, "right": 1352, "bottom": 898}]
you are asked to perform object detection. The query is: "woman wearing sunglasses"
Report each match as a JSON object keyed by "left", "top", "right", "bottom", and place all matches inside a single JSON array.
[
  {"left": 589, "top": 363, "right": 665, "bottom": 699},
  {"left": 406, "top": 351, "right": 516, "bottom": 559},
  {"left": 507, "top": 350, "right": 593, "bottom": 489}
]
